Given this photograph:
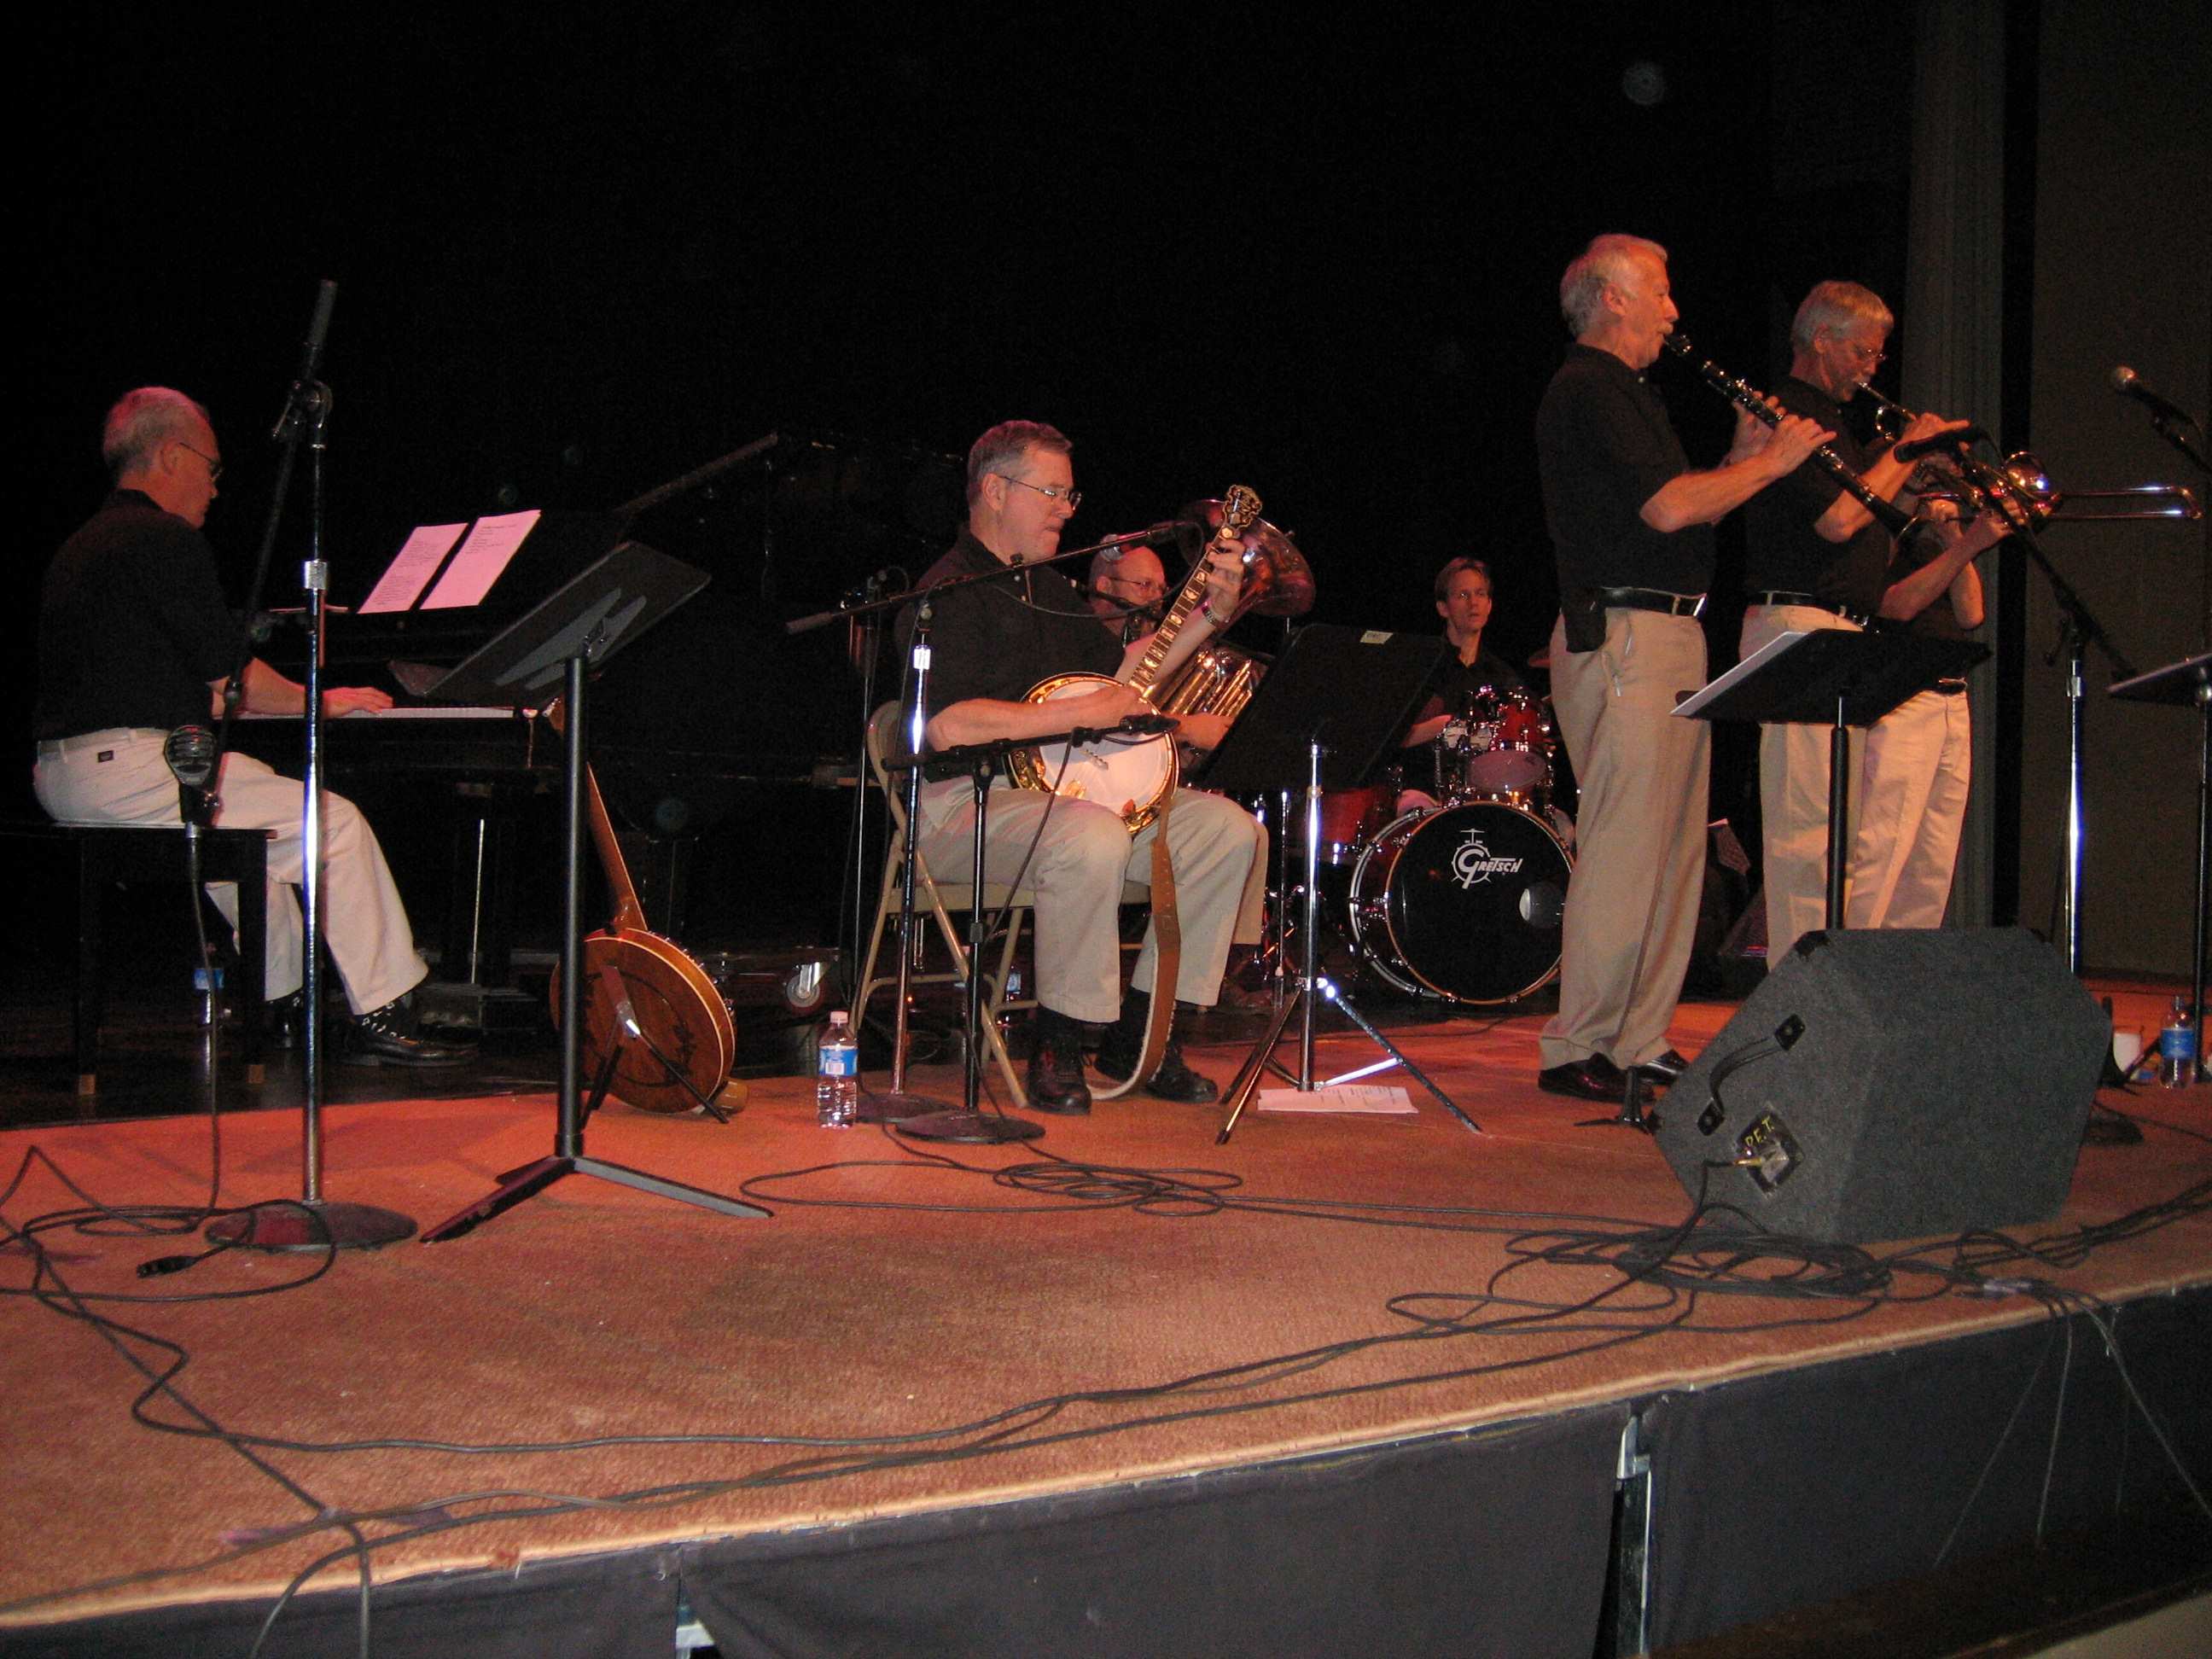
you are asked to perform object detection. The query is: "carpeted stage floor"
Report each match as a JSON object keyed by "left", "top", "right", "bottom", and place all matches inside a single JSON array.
[{"left": 3, "top": 988, "right": 2208, "bottom": 1651}]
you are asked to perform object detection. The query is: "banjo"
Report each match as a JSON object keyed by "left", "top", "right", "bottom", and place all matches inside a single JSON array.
[{"left": 1006, "top": 485, "right": 1262, "bottom": 830}]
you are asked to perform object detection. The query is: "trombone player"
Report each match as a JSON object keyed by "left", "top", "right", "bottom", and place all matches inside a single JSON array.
[{"left": 1740, "top": 281, "right": 2002, "bottom": 959}]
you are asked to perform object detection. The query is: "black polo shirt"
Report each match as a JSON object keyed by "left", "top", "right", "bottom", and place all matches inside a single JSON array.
[
  {"left": 1741, "top": 375, "right": 1891, "bottom": 614},
  {"left": 898, "top": 529, "right": 1121, "bottom": 758},
  {"left": 1888, "top": 538, "right": 1973, "bottom": 643},
  {"left": 1535, "top": 344, "right": 1715, "bottom": 603},
  {"left": 35, "top": 489, "right": 236, "bottom": 739}
]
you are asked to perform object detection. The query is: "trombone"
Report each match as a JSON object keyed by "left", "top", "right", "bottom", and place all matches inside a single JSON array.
[{"left": 1856, "top": 381, "right": 2201, "bottom": 525}]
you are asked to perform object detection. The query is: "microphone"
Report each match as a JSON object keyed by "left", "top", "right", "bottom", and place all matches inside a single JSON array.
[
  {"left": 1894, "top": 427, "right": 1990, "bottom": 463},
  {"left": 165, "top": 724, "right": 219, "bottom": 824},
  {"left": 165, "top": 725, "right": 218, "bottom": 789},
  {"left": 2110, "top": 365, "right": 2197, "bottom": 426},
  {"left": 1097, "top": 521, "right": 1197, "bottom": 560},
  {"left": 271, "top": 279, "right": 339, "bottom": 442}
]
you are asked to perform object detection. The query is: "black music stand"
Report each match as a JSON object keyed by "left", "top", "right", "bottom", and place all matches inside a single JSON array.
[
  {"left": 2109, "top": 652, "right": 2210, "bottom": 1081},
  {"left": 1200, "top": 625, "right": 1475, "bottom": 1142},
  {"left": 1675, "top": 629, "right": 1987, "bottom": 928},
  {"left": 422, "top": 542, "right": 769, "bottom": 1242}
]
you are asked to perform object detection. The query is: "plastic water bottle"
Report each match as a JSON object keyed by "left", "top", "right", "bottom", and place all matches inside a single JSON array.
[
  {"left": 816, "top": 1010, "right": 859, "bottom": 1126},
  {"left": 2158, "top": 998, "right": 2198, "bottom": 1089}
]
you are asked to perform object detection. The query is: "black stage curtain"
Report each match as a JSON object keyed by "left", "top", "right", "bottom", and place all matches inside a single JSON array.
[
  {"left": 683, "top": 1405, "right": 1628, "bottom": 1658},
  {"left": 1641, "top": 1284, "right": 2212, "bottom": 1650},
  {"left": 12, "top": 1545, "right": 682, "bottom": 1659}
]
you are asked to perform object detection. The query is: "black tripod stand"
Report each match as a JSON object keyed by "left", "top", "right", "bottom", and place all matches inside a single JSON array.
[
  {"left": 1189, "top": 625, "right": 1474, "bottom": 1143},
  {"left": 421, "top": 544, "right": 768, "bottom": 1241}
]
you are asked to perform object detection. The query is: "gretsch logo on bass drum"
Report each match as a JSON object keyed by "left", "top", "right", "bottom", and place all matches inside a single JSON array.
[{"left": 1451, "top": 830, "right": 1524, "bottom": 889}]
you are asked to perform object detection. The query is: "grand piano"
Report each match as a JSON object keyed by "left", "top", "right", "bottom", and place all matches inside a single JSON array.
[{"left": 233, "top": 431, "right": 963, "bottom": 1024}]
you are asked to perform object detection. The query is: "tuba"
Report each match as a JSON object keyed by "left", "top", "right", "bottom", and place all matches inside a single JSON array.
[
  {"left": 1152, "top": 500, "right": 1316, "bottom": 727},
  {"left": 1174, "top": 498, "right": 1317, "bottom": 627},
  {"left": 1158, "top": 640, "right": 1269, "bottom": 725}
]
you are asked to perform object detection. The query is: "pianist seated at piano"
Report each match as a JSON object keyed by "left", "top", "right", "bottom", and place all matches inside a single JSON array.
[{"left": 31, "top": 387, "right": 472, "bottom": 1067}]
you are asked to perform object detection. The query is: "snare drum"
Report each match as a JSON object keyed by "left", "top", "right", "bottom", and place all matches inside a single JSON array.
[{"left": 1348, "top": 800, "right": 1572, "bottom": 1004}]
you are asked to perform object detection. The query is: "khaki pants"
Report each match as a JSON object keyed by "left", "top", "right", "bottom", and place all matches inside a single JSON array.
[
  {"left": 34, "top": 732, "right": 428, "bottom": 1014},
  {"left": 1540, "top": 609, "right": 1709, "bottom": 1071},
  {"left": 915, "top": 777, "right": 1259, "bottom": 1026},
  {"left": 1741, "top": 604, "right": 1864, "bottom": 961},
  {"left": 1848, "top": 687, "right": 1970, "bottom": 929}
]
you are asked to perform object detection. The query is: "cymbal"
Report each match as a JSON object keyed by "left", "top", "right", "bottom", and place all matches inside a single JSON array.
[{"left": 1176, "top": 498, "right": 1317, "bottom": 620}]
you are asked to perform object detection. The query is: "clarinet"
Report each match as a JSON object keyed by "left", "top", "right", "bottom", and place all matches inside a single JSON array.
[{"left": 1661, "top": 332, "right": 1928, "bottom": 546}]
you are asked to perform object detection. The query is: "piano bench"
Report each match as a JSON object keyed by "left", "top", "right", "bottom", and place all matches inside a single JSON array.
[{"left": 3, "top": 821, "right": 274, "bottom": 1095}]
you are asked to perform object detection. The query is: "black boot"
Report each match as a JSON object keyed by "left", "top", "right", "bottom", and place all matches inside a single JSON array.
[
  {"left": 1095, "top": 990, "right": 1218, "bottom": 1104},
  {"left": 1024, "top": 1006, "right": 1093, "bottom": 1115}
]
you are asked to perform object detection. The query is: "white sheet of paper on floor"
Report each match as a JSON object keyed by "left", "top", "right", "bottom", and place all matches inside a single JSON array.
[{"left": 1255, "top": 1086, "right": 1416, "bottom": 1115}]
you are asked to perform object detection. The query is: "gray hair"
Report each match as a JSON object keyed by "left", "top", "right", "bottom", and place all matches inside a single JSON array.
[
  {"left": 102, "top": 387, "right": 211, "bottom": 480},
  {"left": 1790, "top": 280, "right": 1893, "bottom": 354},
  {"left": 1558, "top": 234, "right": 1668, "bottom": 335},
  {"left": 966, "top": 419, "right": 1072, "bottom": 504}
]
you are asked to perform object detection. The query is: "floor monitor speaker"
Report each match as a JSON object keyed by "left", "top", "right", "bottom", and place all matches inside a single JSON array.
[{"left": 1652, "top": 928, "right": 2106, "bottom": 1244}]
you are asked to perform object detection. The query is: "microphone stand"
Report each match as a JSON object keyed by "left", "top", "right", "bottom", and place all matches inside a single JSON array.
[
  {"left": 854, "top": 591, "right": 956, "bottom": 1126},
  {"left": 2017, "top": 521, "right": 2135, "bottom": 975},
  {"left": 206, "top": 282, "right": 415, "bottom": 1254},
  {"left": 881, "top": 718, "right": 1173, "bottom": 1144}
]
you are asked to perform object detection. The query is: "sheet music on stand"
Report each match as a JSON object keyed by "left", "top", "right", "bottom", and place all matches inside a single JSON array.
[
  {"left": 1196, "top": 623, "right": 1449, "bottom": 794},
  {"left": 1672, "top": 627, "right": 1986, "bottom": 727}
]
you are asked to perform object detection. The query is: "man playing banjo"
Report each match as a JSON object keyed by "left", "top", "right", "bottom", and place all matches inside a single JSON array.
[{"left": 899, "top": 420, "right": 1260, "bottom": 1115}]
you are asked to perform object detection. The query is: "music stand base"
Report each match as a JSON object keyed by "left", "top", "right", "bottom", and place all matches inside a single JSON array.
[
  {"left": 894, "top": 1110, "right": 1045, "bottom": 1144},
  {"left": 205, "top": 1199, "right": 418, "bottom": 1252},
  {"left": 856, "top": 1089, "right": 948, "bottom": 1125},
  {"left": 1577, "top": 1071, "right": 1658, "bottom": 1135},
  {"left": 419, "top": 1154, "right": 768, "bottom": 1243}
]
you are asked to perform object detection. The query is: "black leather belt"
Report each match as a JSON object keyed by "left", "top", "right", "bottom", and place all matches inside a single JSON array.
[
  {"left": 1935, "top": 677, "right": 1970, "bottom": 696},
  {"left": 1753, "top": 591, "right": 1871, "bottom": 627},
  {"left": 1593, "top": 586, "right": 1706, "bottom": 618}
]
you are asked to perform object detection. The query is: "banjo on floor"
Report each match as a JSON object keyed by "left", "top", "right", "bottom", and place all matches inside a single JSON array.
[{"left": 1006, "top": 485, "right": 1263, "bottom": 830}]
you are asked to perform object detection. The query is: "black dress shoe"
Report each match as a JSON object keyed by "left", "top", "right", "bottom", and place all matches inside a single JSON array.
[
  {"left": 1635, "top": 1049, "right": 1690, "bottom": 1084},
  {"left": 1096, "top": 992, "right": 1220, "bottom": 1103},
  {"left": 1137, "top": 1043, "right": 1219, "bottom": 1104},
  {"left": 1538, "top": 1056, "right": 1626, "bottom": 1103},
  {"left": 1024, "top": 1010, "right": 1092, "bottom": 1115},
  {"left": 342, "top": 998, "right": 476, "bottom": 1068}
]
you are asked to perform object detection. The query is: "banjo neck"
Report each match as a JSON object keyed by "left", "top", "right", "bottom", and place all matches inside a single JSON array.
[{"left": 1123, "top": 484, "right": 1262, "bottom": 696}]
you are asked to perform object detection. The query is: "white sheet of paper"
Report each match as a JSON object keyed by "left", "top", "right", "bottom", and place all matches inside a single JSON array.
[
  {"left": 421, "top": 509, "right": 541, "bottom": 610},
  {"left": 1255, "top": 1086, "right": 1416, "bottom": 1115},
  {"left": 357, "top": 521, "right": 468, "bottom": 614}
]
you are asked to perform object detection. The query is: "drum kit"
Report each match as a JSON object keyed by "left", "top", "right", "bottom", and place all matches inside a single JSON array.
[
  {"left": 1342, "top": 685, "right": 1572, "bottom": 1006},
  {"left": 1151, "top": 504, "right": 1575, "bottom": 1010}
]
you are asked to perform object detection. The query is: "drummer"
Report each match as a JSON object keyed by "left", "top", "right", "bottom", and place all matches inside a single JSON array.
[{"left": 1396, "top": 557, "right": 1528, "bottom": 812}]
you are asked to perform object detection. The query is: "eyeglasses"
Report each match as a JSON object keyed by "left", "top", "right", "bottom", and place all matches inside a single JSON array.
[
  {"left": 1106, "top": 574, "right": 1167, "bottom": 597},
  {"left": 175, "top": 441, "right": 224, "bottom": 482},
  {"left": 1830, "top": 334, "right": 1886, "bottom": 368},
  {"left": 992, "top": 473, "right": 1081, "bottom": 511}
]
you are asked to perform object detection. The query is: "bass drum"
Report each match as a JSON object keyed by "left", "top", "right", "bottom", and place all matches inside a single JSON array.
[{"left": 1348, "top": 802, "right": 1572, "bottom": 1005}]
